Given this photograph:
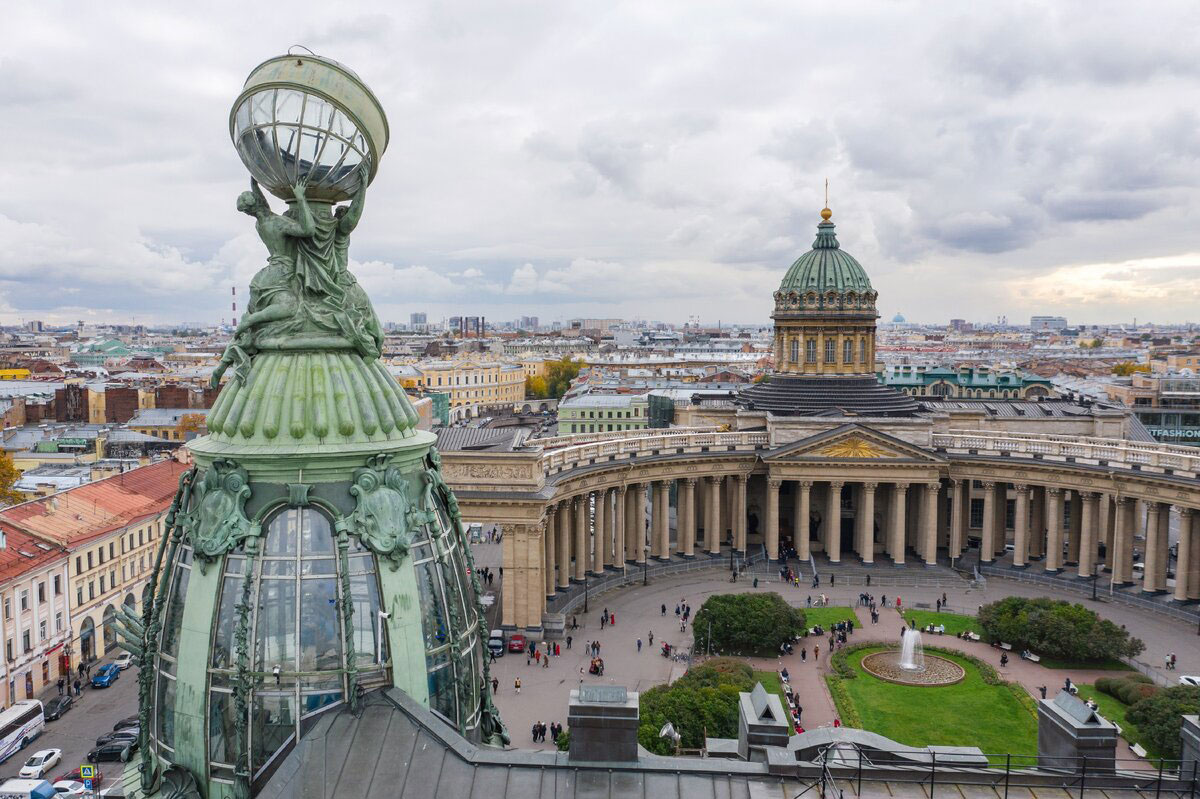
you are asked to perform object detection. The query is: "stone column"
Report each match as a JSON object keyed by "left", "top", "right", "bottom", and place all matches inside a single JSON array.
[
  {"left": 890, "top": 483, "right": 907, "bottom": 565},
  {"left": 501, "top": 523, "right": 516, "bottom": 626},
  {"left": 657, "top": 480, "right": 672, "bottom": 559},
  {"left": 993, "top": 481, "right": 1008, "bottom": 557},
  {"left": 949, "top": 479, "right": 965, "bottom": 558},
  {"left": 1099, "top": 494, "right": 1113, "bottom": 572},
  {"left": 796, "top": 480, "right": 812, "bottom": 561},
  {"left": 545, "top": 504, "right": 558, "bottom": 597},
  {"left": 980, "top": 481, "right": 996, "bottom": 564},
  {"left": 1142, "top": 502, "right": 1162, "bottom": 593},
  {"left": 680, "top": 478, "right": 697, "bottom": 557},
  {"left": 734, "top": 475, "right": 748, "bottom": 552},
  {"left": 635, "top": 483, "right": 648, "bottom": 563},
  {"left": 1078, "top": 492, "right": 1099, "bottom": 578},
  {"left": 705, "top": 476, "right": 722, "bottom": 554},
  {"left": 1189, "top": 510, "right": 1200, "bottom": 600},
  {"left": 1155, "top": 505, "right": 1170, "bottom": 589},
  {"left": 858, "top": 482, "right": 877, "bottom": 564},
  {"left": 615, "top": 486, "right": 628, "bottom": 567},
  {"left": 1067, "top": 491, "right": 1083, "bottom": 565},
  {"left": 523, "top": 524, "right": 546, "bottom": 628},
  {"left": 594, "top": 490, "right": 607, "bottom": 574},
  {"left": 1112, "top": 498, "right": 1133, "bottom": 585},
  {"left": 922, "top": 482, "right": 939, "bottom": 565},
  {"left": 1045, "top": 488, "right": 1063, "bottom": 572},
  {"left": 1029, "top": 486, "right": 1045, "bottom": 560},
  {"left": 1013, "top": 485, "right": 1030, "bottom": 568},
  {"left": 826, "top": 481, "right": 843, "bottom": 563},
  {"left": 573, "top": 495, "right": 587, "bottom": 581},
  {"left": 557, "top": 499, "right": 572, "bottom": 589},
  {"left": 937, "top": 482, "right": 950, "bottom": 550},
  {"left": 766, "top": 478, "right": 781, "bottom": 562},
  {"left": 1174, "top": 508, "right": 1193, "bottom": 602}
]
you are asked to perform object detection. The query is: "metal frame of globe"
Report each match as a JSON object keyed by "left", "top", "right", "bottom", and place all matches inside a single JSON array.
[{"left": 229, "top": 53, "right": 390, "bottom": 202}]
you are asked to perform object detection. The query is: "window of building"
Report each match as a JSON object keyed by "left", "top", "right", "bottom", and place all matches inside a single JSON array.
[
  {"left": 969, "top": 498, "right": 985, "bottom": 529},
  {"left": 790, "top": 339, "right": 799, "bottom": 364},
  {"left": 824, "top": 338, "right": 835, "bottom": 364},
  {"left": 4, "top": 640, "right": 10, "bottom": 661},
  {"left": 89, "top": 582, "right": 95, "bottom": 601},
  {"left": 139, "top": 531, "right": 144, "bottom": 547},
  {"left": 38, "top": 621, "right": 45, "bottom": 641},
  {"left": 37, "top": 583, "right": 44, "bottom": 604},
  {"left": 806, "top": 339, "right": 817, "bottom": 364},
  {"left": 76, "top": 587, "right": 83, "bottom": 607},
  {"left": 99, "top": 575, "right": 106, "bottom": 594},
  {"left": 2, "top": 599, "right": 7, "bottom": 620},
  {"left": 21, "top": 631, "right": 30, "bottom": 653},
  {"left": 87, "top": 552, "right": 94, "bottom": 570},
  {"left": 860, "top": 339, "right": 867, "bottom": 362},
  {"left": 55, "top": 612, "right": 62, "bottom": 632},
  {"left": 19, "top": 591, "right": 27, "bottom": 612},
  {"left": 110, "top": 543, "right": 116, "bottom": 559},
  {"left": 75, "top": 556, "right": 82, "bottom": 575},
  {"left": 843, "top": 339, "right": 853, "bottom": 364}
]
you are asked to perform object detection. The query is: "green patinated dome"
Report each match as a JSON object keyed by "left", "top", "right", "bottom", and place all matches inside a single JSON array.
[{"left": 777, "top": 211, "right": 874, "bottom": 296}]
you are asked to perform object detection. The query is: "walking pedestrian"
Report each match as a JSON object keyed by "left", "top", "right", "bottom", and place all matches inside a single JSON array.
[
  {"left": 648, "top": 631, "right": 654, "bottom": 646},
  {"left": 73, "top": 679, "right": 81, "bottom": 697},
  {"left": 610, "top": 612, "right": 615, "bottom": 626},
  {"left": 489, "top": 649, "right": 497, "bottom": 664},
  {"left": 542, "top": 654, "right": 549, "bottom": 669},
  {"left": 601, "top": 614, "right": 606, "bottom": 630},
  {"left": 796, "top": 704, "right": 803, "bottom": 723},
  {"left": 532, "top": 722, "right": 540, "bottom": 742},
  {"left": 491, "top": 677, "right": 499, "bottom": 694},
  {"left": 661, "top": 603, "right": 666, "bottom": 616},
  {"left": 566, "top": 635, "right": 572, "bottom": 649},
  {"left": 1038, "top": 685, "right": 1047, "bottom": 699},
  {"left": 814, "top": 645, "right": 819, "bottom": 659},
  {"left": 56, "top": 677, "right": 64, "bottom": 696},
  {"left": 637, "top": 638, "right": 642, "bottom": 653},
  {"left": 942, "top": 592, "right": 947, "bottom": 605},
  {"left": 515, "top": 677, "right": 521, "bottom": 694},
  {"left": 830, "top": 574, "right": 835, "bottom": 587},
  {"left": 801, "top": 647, "right": 807, "bottom": 662}
]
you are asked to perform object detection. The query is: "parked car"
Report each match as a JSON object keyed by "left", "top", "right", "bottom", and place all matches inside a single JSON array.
[
  {"left": 44, "top": 696, "right": 72, "bottom": 721},
  {"left": 52, "top": 781, "right": 87, "bottom": 796},
  {"left": 112, "top": 651, "right": 134, "bottom": 670},
  {"left": 19, "top": 748, "right": 62, "bottom": 778},
  {"left": 94, "top": 730, "right": 138, "bottom": 749},
  {"left": 1180, "top": 675, "right": 1200, "bottom": 687},
  {"left": 112, "top": 716, "right": 139, "bottom": 732},
  {"left": 87, "top": 742, "right": 131, "bottom": 763},
  {"left": 56, "top": 766, "right": 103, "bottom": 788},
  {"left": 487, "top": 630, "right": 505, "bottom": 658},
  {"left": 507, "top": 633, "right": 527, "bottom": 653},
  {"left": 90, "top": 664, "right": 120, "bottom": 688}
]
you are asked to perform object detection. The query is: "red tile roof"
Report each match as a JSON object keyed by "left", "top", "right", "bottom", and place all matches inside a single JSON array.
[
  {"left": 0, "top": 523, "right": 66, "bottom": 583},
  {"left": 1, "top": 458, "right": 187, "bottom": 549}
]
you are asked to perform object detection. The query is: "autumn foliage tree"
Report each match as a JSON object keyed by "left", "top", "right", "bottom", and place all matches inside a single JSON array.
[{"left": 0, "top": 451, "right": 25, "bottom": 505}]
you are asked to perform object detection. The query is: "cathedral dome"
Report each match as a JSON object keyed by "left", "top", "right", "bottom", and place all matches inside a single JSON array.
[{"left": 775, "top": 211, "right": 874, "bottom": 308}]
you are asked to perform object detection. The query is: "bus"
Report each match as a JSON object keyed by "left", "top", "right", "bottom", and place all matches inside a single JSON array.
[{"left": 0, "top": 702, "right": 44, "bottom": 763}]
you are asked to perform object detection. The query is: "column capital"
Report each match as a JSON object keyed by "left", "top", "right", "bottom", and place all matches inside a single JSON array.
[
  {"left": 1180, "top": 507, "right": 1194, "bottom": 518},
  {"left": 573, "top": 494, "right": 585, "bottom": 508},
  {"left": 706, "top": 475, "right": 723, "bottom": 486},
  {"left": 767, "top": 478, "right": 783, "bottom": 490},
  {"left": 733, "top": 473, "right": 748, "bottom": 485},
  {"left": 1047, "top": 487, "right": 1064, "bottom": 498},
  {"left": 862, "top": 482, "right": 878, "bottom": 492},
  {"left": 925, "top": 482, "right": 940, "bottom": 494},
  {"left": 893, "top": 482, "right": 909, "bottom": 491},
  {"left": 545, "top": 504, "right": 558, "bottom": 520},
  {"left": 1114, "top": 496, "right": 1131, "bottom": 507},
  {"left": 1079, "top": 491, "right": 1099, "bottom": 501},
  {"left": 1012, "top": 483, "right": 1029, "bottom": 494},
  {"left": 616, "top": 484, "right": 628, "bottom": 497},
  {"left": 829, "top": 480, "right": 844, "bottom": 490},
  {"left": 980, "top": 481, "right": 995, "bottom": 490},
  {"left": 798, "top": 480, "right": 814, "bottom": 489},
  {"left": 949, "top": 477, "right": 963, "bottom": 488},
  {"left": 684, "top": 477, "right": 698, "bottom": 487}
]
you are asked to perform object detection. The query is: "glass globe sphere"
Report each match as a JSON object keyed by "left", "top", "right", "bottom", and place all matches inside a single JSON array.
[{"left": 230, "top": 55, "right": 389, "bottom": 203}]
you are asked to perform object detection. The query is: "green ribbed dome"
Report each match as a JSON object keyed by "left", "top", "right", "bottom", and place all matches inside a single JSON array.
[{"left": 778, "top": 217, "right": 873, "bottom": 295}]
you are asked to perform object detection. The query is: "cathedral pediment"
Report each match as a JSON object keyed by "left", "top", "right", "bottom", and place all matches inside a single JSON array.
[{"left": 764, "top": 424, "right": 943, "bottom": 463}]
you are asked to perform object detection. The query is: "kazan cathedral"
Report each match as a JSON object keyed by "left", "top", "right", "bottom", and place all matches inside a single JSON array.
[{"left": 126, "top": 52, "right": 1200, "bottom": 799}]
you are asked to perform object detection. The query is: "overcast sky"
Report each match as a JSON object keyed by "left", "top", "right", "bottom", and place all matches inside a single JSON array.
[{"left": 4, "top": 2, "right": 1200, "bottom": 329}]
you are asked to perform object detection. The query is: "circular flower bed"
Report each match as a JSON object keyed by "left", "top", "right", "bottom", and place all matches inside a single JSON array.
[{"left": 861, "top": 650, "right": 966, "bottom": 686}]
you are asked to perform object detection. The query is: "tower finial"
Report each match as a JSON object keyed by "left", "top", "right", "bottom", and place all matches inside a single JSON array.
[{"left": 821, "top": 178, "right": 832, "bottom": 220}]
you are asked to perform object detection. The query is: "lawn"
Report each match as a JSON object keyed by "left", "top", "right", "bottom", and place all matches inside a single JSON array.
[
  {"left": 829, "top": 646, "right": 1037, "bottom": 761},
  {"left": 901, "top": 610, "right": 978, "bottom": 637},
  {"left": 753, "top": 670, "right": 795, "bottom": 733},
  {"left": 801, "top": 606, "right": 858, "bottom": 629},
  {"left": 1073, "top": 684, "right": 1161, "bottom": 760}
]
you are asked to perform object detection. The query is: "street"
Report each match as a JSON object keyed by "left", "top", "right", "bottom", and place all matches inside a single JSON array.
[{"left": 0, "top": 664, "right": 138, "bottom": 787}]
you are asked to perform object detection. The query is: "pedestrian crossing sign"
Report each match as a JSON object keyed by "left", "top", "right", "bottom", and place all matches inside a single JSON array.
[{"left": 80, "top": 764, "right": 95, "bottom": 778}]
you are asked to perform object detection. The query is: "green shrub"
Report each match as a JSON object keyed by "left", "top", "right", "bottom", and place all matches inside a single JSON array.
[
  {"left": 692, "top": 593, "right": 807, "bottom": 657},
  {"left": 1127, "top": 686, "right": 1200, "bottom": 760},
  {"left": 555, "top": 729, "right": 570, "bottom": 751},
  {"left": 637, "top": 658, "right": 756, "bottom": 754},
  {"left": 977, "top": 597, "right": 1143, "bottom": 663}
]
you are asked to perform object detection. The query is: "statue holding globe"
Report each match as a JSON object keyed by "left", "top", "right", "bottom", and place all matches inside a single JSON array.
[{"left": 213, "top": 54, "right": 389, "bottom": 386}]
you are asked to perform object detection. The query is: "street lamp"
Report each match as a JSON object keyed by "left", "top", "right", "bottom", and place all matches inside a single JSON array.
[
  {"left": 583, "top": 571, "right": 589, "bottom": 614},
  {"left": 643, "top": 545, "right": 651, "bottom": 586}
]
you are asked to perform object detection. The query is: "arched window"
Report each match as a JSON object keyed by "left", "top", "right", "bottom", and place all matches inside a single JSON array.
[
  {"left": 790, "top": 338, "right": 799, "bottom": 365},
  {"left": 931, "top": 382, "right": 952, "bottom": 397},
  {"left": 806, "top": 339, "right": 817, "bottom": 364},
  {"left": 824, "top": 338, "right": 836, "bottom": 364},
  {"left": 843, "top": 339, "right": 853, "bottom": 364}
]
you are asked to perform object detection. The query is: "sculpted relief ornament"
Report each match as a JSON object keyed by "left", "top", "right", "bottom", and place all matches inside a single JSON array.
[
  {"left": 181, "top": 460, "right": 254, "bottom": 567},
  {"left": 349, "top": 454, "right": 414, "bottom": 568}
]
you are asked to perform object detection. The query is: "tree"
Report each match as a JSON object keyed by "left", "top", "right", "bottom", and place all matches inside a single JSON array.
[
  {"left": 0, "top": 451, "right": 23, "bottom": 505},
  {"left": 1111, "top": 362, "right": 1150, "bottom": 376},
  {"left": 544, "top": 356, "right": 584, "bottom": 399},
  {"left": 692, "top": 593, "right": 807, "bottom": 657},
  {"left": 176, "top": 413, "right": 207, "bottom": 438},
  {"left": 1127, "top": 686, "right": 1200, "bottom": 759},
  {"left": 524, "top": 376, "right": 549, "bottom": 399},
  {"left": 638, "top": 658, "right": 756, "bottom": 754},
  {"left": 976, "top": 597, "right": 1144, "bottom": 662}
]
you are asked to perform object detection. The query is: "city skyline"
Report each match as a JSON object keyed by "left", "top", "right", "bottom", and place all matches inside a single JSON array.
[{"left": 4, "top": 2, "right": 1200, "bottom": 327}]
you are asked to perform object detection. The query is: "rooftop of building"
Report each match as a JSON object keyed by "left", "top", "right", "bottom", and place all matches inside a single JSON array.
[
  {"left": 127, "top": 407, "right": 209, "bottom": 426},
  {"left": 0, "top": 524, "right": 66, "bottom": 584}
]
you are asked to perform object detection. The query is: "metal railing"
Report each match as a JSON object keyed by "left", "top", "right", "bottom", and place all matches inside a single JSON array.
[
  {"left": 979, "top": 565, "right": 1199, "bottom": 624},
  {"left": 541, "top": 430, "right": 769, "bottom": 474},
  {"left": 531, "top": 425, "right": 720, "bottom": 451},
  {"left": 933, "top": 429, "right": 1200, "bottom": 478}
]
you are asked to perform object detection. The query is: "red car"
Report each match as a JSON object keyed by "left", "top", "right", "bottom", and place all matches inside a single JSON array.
[
  {"left": 57, "top": 766, "right": 103, "bottom": 788},
  {"left": 507, "top": 633, "right": 527, "bottom": 653}
]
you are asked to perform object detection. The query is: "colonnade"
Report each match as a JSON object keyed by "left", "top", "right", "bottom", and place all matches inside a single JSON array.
[{"left": 538, "top": 476, "right": 1200, "bottom": 605}]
